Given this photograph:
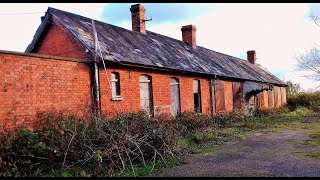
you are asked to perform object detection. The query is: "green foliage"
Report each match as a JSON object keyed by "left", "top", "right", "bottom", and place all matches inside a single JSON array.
[
  {"left": 0, "top": 106, "right": 316, "bottom": 177},
  {"left": 212, "top": 111, "right": 242, "bottom": 128},
  {"left": 0, "top": 111, "right": 179, "bottom": 177},
  {"left": 287, "top": 92, "right": 320, "bottom": 111},
  {"left": 121, "top": 156, "right": 181, "bottom": 177},
  {"left": 173, "top": 111, "right": 213, "bottom": 136},
  {"left": 192, "top": 145, "right": 214, "bottom": 155}
]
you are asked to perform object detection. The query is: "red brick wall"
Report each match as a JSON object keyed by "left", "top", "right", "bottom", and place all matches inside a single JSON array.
[
  {"left": 210, "top": 80, "right": 216, "bottom": 115},
  {"left": 268, "top": 89, "right": 275, "bottom": 108},
  {"left": 99, "top": 66, "right": 211, "bottom": 118},
  {"left": 274, "top": 86, "right": 282, "bottom": 108},
  {"left": 224, "top": 81, "right": 234, "bottom": 112},
  {"left": 258, "top": 90, "right": 269, "bottom": 109},
  {"left": 0, "top": 51, "right": 92, "bottom": 130},
  {"left": 281, "top": 87, "right": 287, "bottom": 105},
  {"left": 31, "top": 24, "right": 89, "bottom": 60}
]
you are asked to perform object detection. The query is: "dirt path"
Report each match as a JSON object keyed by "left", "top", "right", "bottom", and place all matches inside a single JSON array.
[{"left": 153, "top": 129, "right": 320, "bottom": 177}]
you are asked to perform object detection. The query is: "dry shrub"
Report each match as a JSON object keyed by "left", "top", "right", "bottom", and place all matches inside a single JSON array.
[
  {"left": 173, "top": 111, "right": 213, "bottom": 136},
  {"left": 0, "top": 111, "right": 178, "bottom": 177}
]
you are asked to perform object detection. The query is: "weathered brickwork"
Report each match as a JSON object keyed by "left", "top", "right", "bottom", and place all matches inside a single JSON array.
[
  {"left": 258, "top": 90, "right": 269, "bottom": 110},
  {"left": 31, "top": 24, "right": 89, "bottom": 60},
  {"left": 0, "top": 23, "right": 288, "bottom": 130},
  {"left": 0, "top": 52, "right": 92, "bottom": 130},
  {"left": 268, "top": 89, "right": 275, "bottom": 108},
  {"left": 274, "top": 86, "right": 282, "bottom": 108},
  {"left": 99, "top": 66, "right": 211, "bottom": 118}
]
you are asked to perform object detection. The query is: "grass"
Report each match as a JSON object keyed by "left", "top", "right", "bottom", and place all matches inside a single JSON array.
[
  {"left": 148, "top": 108, "right": 318, "bottom": 177},
  {"left": 121, "top": 156, "right": 182, "bottom": 177},
  {"left": 46, "top": 108, "right": 320, "bottom": 177},
  {"left": 291, "top": 151, "right": 320, "bottom": 159},
  {"left": 192, "top": 144, "right": 215, "bottom": 155},
  {"left": 120, "top": 106, "right": 319, "bottom": 177}
]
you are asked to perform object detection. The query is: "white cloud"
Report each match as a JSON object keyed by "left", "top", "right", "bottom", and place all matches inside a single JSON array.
[
  {"left": 141, "top": 3, "right": 320, "bottom": 91},
  {"left": 0, "top": 3, "right": 319, "bottom": 91},
  {"left": 284, "top": 70, "right": 320, "bottom": 91},
  {"left": 0, "top": 3, "right": 106, "bottom": 52}
]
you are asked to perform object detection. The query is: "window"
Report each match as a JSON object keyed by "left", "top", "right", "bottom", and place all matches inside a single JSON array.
[
  {"left": 111, "top": 72, "right": 122, "bottom": 101},
  {"left": 193, "top": 79, "right": 202, "bottom": 113},
  {"left": 139, "top": 75, "right": 154, "bottom": 116},
  {"left": 170, "top": 77, "right": 181, "bottom": 116}
]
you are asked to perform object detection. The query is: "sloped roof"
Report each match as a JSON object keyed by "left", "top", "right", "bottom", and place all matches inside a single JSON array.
[{"left": 26, "top": 7, "right": 286, "bottom": 86}]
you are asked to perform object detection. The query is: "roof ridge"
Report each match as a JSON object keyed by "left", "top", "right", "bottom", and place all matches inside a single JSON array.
[
  {"left": 45, "top": 6, "right": 285, "bottom": 86},
  {"left": 48, "top": 6, "right": 250, "bottom": 63}
]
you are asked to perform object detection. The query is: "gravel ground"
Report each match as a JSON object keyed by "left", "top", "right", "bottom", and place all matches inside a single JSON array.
[{"left": 153, "top": 129, "right": 320, "bottom": 177}]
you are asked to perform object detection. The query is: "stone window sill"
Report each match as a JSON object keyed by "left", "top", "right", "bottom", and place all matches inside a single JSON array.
[{"left": 111, "top": 96, "right": 123, "bottom": 101}]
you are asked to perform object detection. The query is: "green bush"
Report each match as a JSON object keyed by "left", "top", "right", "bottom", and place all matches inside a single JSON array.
[
  {"left": 212, "top": 111, "right": 243, "bottom": 128},
  {"left": 287, "top": 92, "right": 320, "bottom": 111}
]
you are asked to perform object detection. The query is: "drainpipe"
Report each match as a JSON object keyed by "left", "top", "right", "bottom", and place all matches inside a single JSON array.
[{"left": 92, "top": 19, "right": 101, "bottom": 116}]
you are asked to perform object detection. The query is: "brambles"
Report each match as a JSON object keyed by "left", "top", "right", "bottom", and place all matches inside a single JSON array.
[{"left": 0, "top": 104, "right": 317, "bottom": 177}]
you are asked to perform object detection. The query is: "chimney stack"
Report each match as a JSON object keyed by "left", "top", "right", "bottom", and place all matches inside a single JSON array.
[
  {"left": 181, "top": 25, "right": 197, "bottom": 47},
  {"left": 130, "top": 4, "right": 146, "bottom": 33},
  {"left": 247, "top": 50, "right": 256, "bottom": 64}
]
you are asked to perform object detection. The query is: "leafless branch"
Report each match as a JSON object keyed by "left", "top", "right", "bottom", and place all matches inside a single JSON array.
[{"left": 62, "top": 124, "right": 77, "bottom": 169}]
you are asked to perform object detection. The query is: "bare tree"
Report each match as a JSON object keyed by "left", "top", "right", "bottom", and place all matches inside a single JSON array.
[
  {"left": 295, "top": 12, "right": 320, "bottom": 84},
  {"left": 285, "top": 80, "right": 302, "bottom": 95}
]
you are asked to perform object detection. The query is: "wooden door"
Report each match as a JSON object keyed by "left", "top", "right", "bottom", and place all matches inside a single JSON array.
[
  {"left": 139, "top": 75, "right": 153, "bottom": 116},
  {"left": 170, "top": 78, "right": 181, "bottom": 116}
]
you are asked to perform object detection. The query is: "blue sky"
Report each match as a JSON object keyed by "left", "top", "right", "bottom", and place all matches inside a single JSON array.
[
  {"left": 100, "top": 3, "right": 218, "bottom": 25},
  {"left": 0, "top": 3, "right": 319, "bottom": 91}
]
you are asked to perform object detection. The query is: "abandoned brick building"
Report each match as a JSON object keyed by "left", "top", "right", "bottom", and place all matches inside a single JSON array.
[{"left": 0, "top": 4, "right": 287, "bottom": 129}]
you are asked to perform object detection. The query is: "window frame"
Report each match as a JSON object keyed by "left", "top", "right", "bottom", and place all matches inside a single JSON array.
[
  {"left": 110, "top": 72, "right": 123, "bottom": 101},
  {"left": 193, "top": 79, "right": 202, "bottom": 113}
]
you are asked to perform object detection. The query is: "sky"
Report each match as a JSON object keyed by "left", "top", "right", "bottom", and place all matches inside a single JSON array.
[{"left": 0, "top": 3, "right": 320, "bottom": 91}]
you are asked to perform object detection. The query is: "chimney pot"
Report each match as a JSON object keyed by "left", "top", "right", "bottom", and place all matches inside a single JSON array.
[
  {"left": 247, "top": 50, "right": 256, "bottom": 64},
  {"left": 130, "top": 4, "right": 146, "bottom": 33},
  {"left": 181, "top": 25, "right": 197, "bottom": 47}
]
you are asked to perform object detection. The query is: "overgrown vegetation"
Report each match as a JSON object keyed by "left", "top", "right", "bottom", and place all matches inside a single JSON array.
[
  {"left": 0, "top": 92, "right": 319, "bottom": 177},
  {"left": 287, "top": 92, "right": 320, "bottom": 111}
]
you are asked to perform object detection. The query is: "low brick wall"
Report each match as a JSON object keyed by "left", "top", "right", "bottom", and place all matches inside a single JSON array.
[{"left": 0, "top": 50, "right": 92, "bottom": 130}]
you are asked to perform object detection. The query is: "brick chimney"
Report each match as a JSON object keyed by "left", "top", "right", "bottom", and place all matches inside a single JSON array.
[
  {"left": 247, "top": 50, "right": 256, "bottom": 64},
  {"left": 130, "top": 4, "right": 146, "bottom": 33},
  {"left": 181, "top": 25, "right": 196, "bottom": 47}
]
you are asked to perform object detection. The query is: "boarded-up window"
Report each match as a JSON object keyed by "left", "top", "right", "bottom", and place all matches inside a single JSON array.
[
  {"left": 111, "top": 72, "right": 120, "bottom": 97},
  {"left": 193, "top": 79, "right": 202, "bottom": 113},
  {"left": 233, "top": 82, "right": 243, "bottom": 111},
  {"left": 170, "top": 78, "right": 181, "bottom": 116},
  {"left": 215, "top": 80, "right": 225, "bottom": 112},
  {"left": 139, "top": 75, "right": 153, "bottom": 116}
]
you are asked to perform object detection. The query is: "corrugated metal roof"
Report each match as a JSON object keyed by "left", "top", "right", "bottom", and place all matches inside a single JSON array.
[{"left": 28, "top": 7, "right": 286, "bottom": 86}]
